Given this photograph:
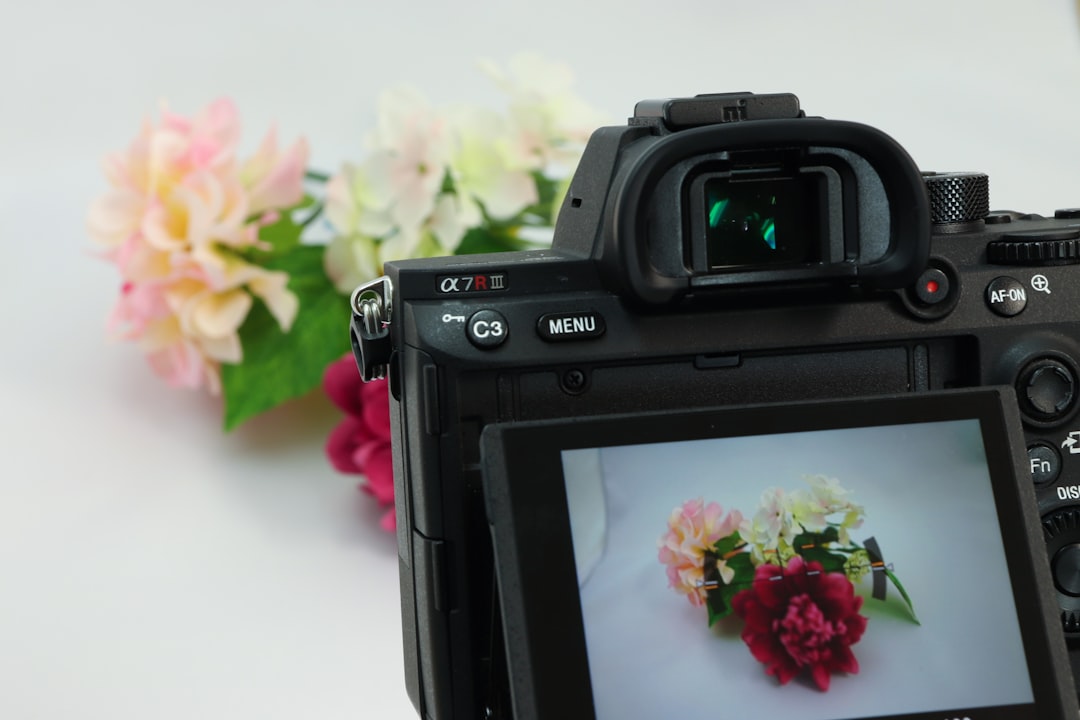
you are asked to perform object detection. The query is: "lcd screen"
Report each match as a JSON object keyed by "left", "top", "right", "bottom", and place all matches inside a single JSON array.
[
  {"left": 481, "top": 390, "right": 1074, "bottom": 720},
  {"left": 562, "top": 420, "right": 1030, "bottom": 719}
]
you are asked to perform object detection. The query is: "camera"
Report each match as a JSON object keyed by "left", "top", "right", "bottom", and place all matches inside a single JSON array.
[{"left": 351, "top": 93, "right": 1080, "bottom": 720}]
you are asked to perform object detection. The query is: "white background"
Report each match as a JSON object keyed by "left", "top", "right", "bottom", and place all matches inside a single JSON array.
[{"left": 4, "top": 1, "right": 1080, "bottom": 718}]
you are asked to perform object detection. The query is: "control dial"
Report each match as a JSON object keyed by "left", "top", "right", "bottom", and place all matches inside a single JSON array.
[
  {"left": 923, "top": 172, "right": 989, "bottom": 225},
  {"left": 1043, "top": 508, "right": 1080, "bottom": 634},
  {"left": 986, "top": 227, "right": 1080, "bottom": 265}
]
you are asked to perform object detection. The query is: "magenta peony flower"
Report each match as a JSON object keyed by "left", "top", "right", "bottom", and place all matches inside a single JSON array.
[
  {"left": 323, "top": 356, "right": 395, "bottom": 530},
  {"left": 731, "top": 556, "right": 868, "bottom": 691}
]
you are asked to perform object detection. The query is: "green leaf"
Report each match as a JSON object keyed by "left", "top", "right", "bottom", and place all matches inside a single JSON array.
[
  {"left": 498, "top": 171, "right": 561, "bottom": 225},
  {"left": 712, "top": 531, "right": 743, "bottom": 557},
  {"left": 795, "top": 547, "right": 846, "bottom": 573},
  {"left": 705, "top": 552, "right": 755, "bottom": 627},
  {"left": 531, "top": 171, "right": 559, "bottom": 208},
  {"left": 293, "top": 194, "right": 318, "bottom": 211},
  {"left": 439, "top": 169, "right": 456, "bottom": 194},
  {"left": 884, "top": 568, "right": 920, "bottom": 624},
  {"left": 725, "top": 552, "right": 755, "bottom": 587},
  {"left": 798, "top": 526, "right": 841, "bottom": 545},
  {"left": 456, "top": 227, "right": 531, "bottom": 255},
  {"left": 220, "top": 245, "right": 352, "bottom": 431},
  {"left": 247, "top": 194, "right": 320, "bottom": 261},
  {"left": 791, "top": 528, "right": 845, "bottom": 572},
  {"left": 706, "top": 596, "right": 727, "bottom": 626},
  {"left": 255, "top": 204, "right": 306, "bottom": 257}
]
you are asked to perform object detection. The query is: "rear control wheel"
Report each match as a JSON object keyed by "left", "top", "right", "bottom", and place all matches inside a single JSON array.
[{"left": 1043, "top": 508, "right": 1080, "bottom": 634}]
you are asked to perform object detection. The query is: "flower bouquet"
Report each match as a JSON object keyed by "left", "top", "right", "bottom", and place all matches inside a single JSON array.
[
  {"left": 658, "top": 475, "right": 917, "bottom": 691},
  {"left": 89, "top": 54, "right": 603, "bottom": 529}
]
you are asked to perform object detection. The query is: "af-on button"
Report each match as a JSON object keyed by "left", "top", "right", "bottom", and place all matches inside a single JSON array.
[
  {"left": 537, "top": 311, "right": 606, "bottom": 342},
  {"left": 985, "top": 276, "right": 1027, "bottom": 317}
]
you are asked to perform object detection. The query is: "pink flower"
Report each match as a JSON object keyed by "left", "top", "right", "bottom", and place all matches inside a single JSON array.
[
  {"left": 658, "top": 499, "right": 742, "bottom": 607},
  {"left": 323, "top": 356, "right": 395, "bottom": 530},
  {"left": 731, "top": 557, "right": 868, "bottom": 691},
  {"left": 88, "top": 98, "right": 308, "bottom": 393}
]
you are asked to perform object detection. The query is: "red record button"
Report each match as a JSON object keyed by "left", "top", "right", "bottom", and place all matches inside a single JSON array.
[{"left": 915, "top": 268, "right": 949, "bottom": 305}]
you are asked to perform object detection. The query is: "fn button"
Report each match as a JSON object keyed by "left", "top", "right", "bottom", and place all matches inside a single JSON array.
[{"left": 1028, "top": 443, "right": 1061, "bottom": 485}]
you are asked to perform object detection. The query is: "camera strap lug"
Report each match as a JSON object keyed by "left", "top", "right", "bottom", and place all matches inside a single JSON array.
[{"left": 350, "top": 276, "right": 394, "bottom": 382}]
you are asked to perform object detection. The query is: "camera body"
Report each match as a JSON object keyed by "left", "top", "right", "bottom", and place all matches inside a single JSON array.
[{"left": 352, "top": 93, "right": 1080, "bottom": 718}]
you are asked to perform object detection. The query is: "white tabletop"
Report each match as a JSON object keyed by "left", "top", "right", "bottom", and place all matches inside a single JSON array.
[{"left": 4, "top": 1, "right": 1080, "bottom": 717}]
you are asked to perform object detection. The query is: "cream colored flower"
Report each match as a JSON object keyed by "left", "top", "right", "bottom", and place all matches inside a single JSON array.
[
  {"left": 323, "top": 90, "right": 456, "bottom": 279},
  {"left": 802, "top": 474, "right": 864, "bottom": 544},
  {"left": 658, "top": 498, "right": 743, "bottom": 607},
  {"left": 323, "top": 233, "right": 381, "bottom": 296},
  {"left": 427, "top": 192, "right": 483, "bottom": 253},
  {"left": 741, "top": 487, "right": 803, "bottom": 566},
  {"left": 715, "top": 557, "right": 736, "bottom": 586},
  {"left": 447, "top": 106, "right": 537, "bottom": 221},
  {"left": 323, "top": 58, "right": 603, "bottom": 294},
  {"left": 193, "top": 245, "right": 297, "bottom": 332},
  {"left": 366, "top": 87, "right": 451, "bottom": 235},
  {"left": 90, "top": 98, "right": 307, "bottom": 393}
]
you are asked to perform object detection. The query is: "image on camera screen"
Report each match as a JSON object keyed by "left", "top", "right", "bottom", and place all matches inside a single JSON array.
[
  {"left": 703, "top": 175, "right": 821, "bottom": 268},
  {"left": 560, "top": 419, "right": 1033, "bottom": 720}
]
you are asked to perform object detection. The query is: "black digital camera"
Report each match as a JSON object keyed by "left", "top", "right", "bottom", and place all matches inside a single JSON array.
[{"left": 351, "top": 93, "right": 1080, "bottom": 720}]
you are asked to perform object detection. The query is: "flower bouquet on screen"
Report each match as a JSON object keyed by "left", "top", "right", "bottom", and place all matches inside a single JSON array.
[{"left": 658, "top": 475, "right": 918, "bottom": 691}]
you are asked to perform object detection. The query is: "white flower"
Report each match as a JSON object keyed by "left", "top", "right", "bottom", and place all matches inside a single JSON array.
[
  {"left": 324, "top": 159, "right": 395, "bottom": 240},
  {"left": 323, "top": 183, "right": 482, "bottom": 294},
  {"left": 802, "top": 474, "right": 864, "bottom": 544},
  {"left": 787, "top": 487, "right": 829, "bottom": 534},
  {"left": 447, "top": 106, "right": 537, "bottom": 221},
  {"left": 366, "top": 87, "right": 451, "bottom": 237},
  {"left": 805, "top": 474, "right": 852, "bottom": 508},
  {"left": 428, "top": 192, "right": 482, "bottom": 253},
  {"left": 324, "top": 234, "right": 380, "bottom": 295},
  {"left": 322, "top": 163, "right": 395, "bottom": 294},
  {"left": 480, "top": 52, "right": 607, "bottom": 170},
  {"left": 324, "top": 152, "right": 432, "bottom": 293},
  {"left": 322, "top": 57, "right": 604, "bottom": 293},
  {"left": 741, "top": 487, "right": 802, "bottom": 566}
]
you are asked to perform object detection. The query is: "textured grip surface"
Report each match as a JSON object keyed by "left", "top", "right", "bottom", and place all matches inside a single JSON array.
[{"left": 924, "top": 172, "right": 990, "bottom": 224}]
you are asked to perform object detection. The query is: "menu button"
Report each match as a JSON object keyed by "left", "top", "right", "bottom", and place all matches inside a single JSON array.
[{"left": 537, "top": 312, "right": 606, "bottom": 342}]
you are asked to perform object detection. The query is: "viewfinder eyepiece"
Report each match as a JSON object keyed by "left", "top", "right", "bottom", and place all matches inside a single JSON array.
[{"left": 701, "top": 174, "right": 824, "bottom": 269}]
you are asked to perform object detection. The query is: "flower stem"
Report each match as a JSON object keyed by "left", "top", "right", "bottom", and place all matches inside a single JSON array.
[
  {"left": 298, "top": 202, "right": 324, "bottom": 229},
  {"left": 305, "top": 169, "right": 331, "bottom": 183},
  {"left": 885, "top": 568, "right": 920, "bottom": 624}
]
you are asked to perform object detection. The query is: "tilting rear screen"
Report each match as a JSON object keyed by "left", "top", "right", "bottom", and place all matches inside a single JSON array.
[{"left": 561, "top": 419, "right": 1032, "bottom": 720}]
